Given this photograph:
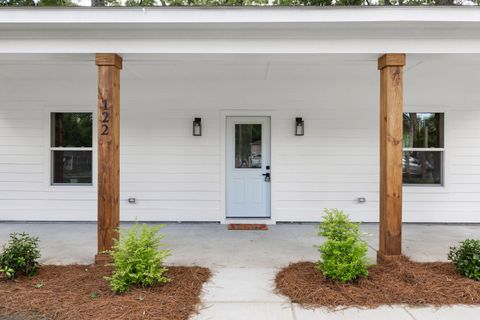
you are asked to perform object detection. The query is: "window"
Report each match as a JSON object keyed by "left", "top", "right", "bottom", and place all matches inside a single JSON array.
[
  {"left": 403, "top": 112, "right": 444, "bottom": 185},
  {"left": 235, "top": 124, "right": 262, "bottom": 168},
  {"left": 51, "top": 112, "right": 93, "bottom": 185}
]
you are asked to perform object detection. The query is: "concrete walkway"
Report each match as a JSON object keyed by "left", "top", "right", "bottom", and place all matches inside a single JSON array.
[{"left": 1, "top": 222, "right": 479, "bottom": 319}]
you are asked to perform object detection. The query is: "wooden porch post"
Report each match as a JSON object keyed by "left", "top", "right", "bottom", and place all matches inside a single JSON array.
[
  {"left": 377, "top": 54, "right": 405, "bottom": 263},
  {"left": 95, "top": 53, "right": 122, "bottom": 264}
]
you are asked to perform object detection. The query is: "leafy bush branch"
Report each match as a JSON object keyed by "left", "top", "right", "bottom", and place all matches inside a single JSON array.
[
  {"left": 449, "top": 239, "right": 480, "bottom": 281},
  {"left": 105, "top": 223, "right": 171, "bottom": 293},
  {"left": 0, "top": 232, "right": 41, "bottom": 279},
  {"left": 316, "top": 208, "right": 369, "bottom": 283}
]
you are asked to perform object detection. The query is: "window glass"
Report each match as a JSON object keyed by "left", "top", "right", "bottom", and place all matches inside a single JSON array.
[
  {"left": 403, "top": 151, "right": 442, "bottom": 185},
  {"left": 403, "top": 112, "right": 444, "bottom": 185},
  {"left": 403, "top": 113, "right": 444, "bottom": 148},
  {"left": 52, "top": 151, "right": 93, "bottom": 184},
  {"left": 235, "top": 124, "right": 262, "bottom": 168},
  {"left": 51, "top": 112, "right": 93, "bottom": 185},
  {"left": 51, "top": 113, "right": 92, "bottom": 148}
]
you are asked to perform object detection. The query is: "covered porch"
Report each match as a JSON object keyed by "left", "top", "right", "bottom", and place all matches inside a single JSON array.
[
  {"left": 1, "top": 7, "right": 480, "bottom": 264},
  {"left": 1, "top": 52, "right": 479, "bottom": 262}
]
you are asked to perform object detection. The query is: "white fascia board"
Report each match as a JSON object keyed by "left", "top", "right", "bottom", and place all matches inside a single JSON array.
[
  {"left": 0, "top": 7, "right": 480, "bottom": 24},
  {"left": 2, "top": 39, "right": 480, "bottom": 55},
  {"left": 1, "top": 7, "right": 480, "bottom": 54}
]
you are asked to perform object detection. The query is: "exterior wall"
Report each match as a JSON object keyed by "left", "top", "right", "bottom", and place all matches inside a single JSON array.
[
  {"left": 0, "top": 67, "right": 98, "bottom": 221},
  {"left": 0, "top": 57, "right": 479, "bottom": 222}
]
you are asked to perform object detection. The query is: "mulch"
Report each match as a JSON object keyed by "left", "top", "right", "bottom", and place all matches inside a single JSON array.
[
  {"left": 275, "top": 256, "right": 480, "bottom": 309},
  {"left": 0, "top": 265, "right": 211, "bottom": 320}
]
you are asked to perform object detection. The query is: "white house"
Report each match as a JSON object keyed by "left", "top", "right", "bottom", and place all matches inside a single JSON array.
[{"left": 1, "top": 6, "right": 480, "bottom": 262}]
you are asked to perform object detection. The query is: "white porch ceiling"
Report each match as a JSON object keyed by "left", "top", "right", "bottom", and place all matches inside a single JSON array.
[
  {"left": 0, "top": 53, "right": 479, "bottom": 108},
  {"left": 1, "top": 53, "right": 480, "bottom": 79}
]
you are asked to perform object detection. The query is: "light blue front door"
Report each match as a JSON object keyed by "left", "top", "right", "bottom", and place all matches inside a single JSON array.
[{"left": 226, "top": 116, "right": 271, "bottom": 218}]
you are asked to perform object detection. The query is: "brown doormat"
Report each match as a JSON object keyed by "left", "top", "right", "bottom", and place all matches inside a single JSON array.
[{"left": 228, "top": 224, "right": 268, "bottom": 230}]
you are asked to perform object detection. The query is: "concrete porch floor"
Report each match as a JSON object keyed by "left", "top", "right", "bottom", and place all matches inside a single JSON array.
[{"left": 1, "top": 222, "right": 479, "bottom": 320}]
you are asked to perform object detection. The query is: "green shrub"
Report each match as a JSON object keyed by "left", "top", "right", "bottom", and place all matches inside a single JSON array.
[
  {"left": 105, "top": 223, "right": 171, "bottom": 293},
  {"left": 0, "top": 232, "right": 41, "bottom": 279},
  {"left": 315, "top": 208, "right": 369, "bottom": 283},
  {"left": 448, "top": 239, "right": 480, "bottom": 281}
]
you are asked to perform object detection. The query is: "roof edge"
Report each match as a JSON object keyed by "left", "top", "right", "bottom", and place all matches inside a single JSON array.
[{"left": 1, "top": 6, "right": 480, "bottom": 24}]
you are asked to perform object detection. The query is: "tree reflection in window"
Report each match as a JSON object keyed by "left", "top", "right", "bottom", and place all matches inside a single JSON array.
[
  {"left": 51, "top": 112, "right": 93, "bottom": 185},
  {"left": 235, "top": 124, "right": 262, "bottom": 169},
  {"left": 402, "top": 113, "right": 444, "bottom": 185}
]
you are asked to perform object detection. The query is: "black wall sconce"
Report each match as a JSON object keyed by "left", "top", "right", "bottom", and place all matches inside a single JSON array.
[
  {"left": 193, "top": 117, "right": 202, "bottom": 136},
  {"left": 295, "top": 117, "right": 304, "bottom": 136}
]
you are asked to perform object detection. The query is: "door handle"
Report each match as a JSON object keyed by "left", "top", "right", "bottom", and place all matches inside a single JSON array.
[{"left": 262, "top": 172, "right": 271, "bottom": 182}]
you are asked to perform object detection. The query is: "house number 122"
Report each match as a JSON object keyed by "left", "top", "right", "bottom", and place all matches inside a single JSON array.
[{"left": 101, "top": 99, "right": 110, "bottom": 136}]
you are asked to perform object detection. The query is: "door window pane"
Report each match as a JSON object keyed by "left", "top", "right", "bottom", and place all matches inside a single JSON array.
[
  {"left": 52, "top": 151, "right": 92, "bottom": 184},
  {"left": 403, "top": 113, "right": 444, "bottom": 148},
  {"left": 235, "top": 124, "right": 262, "bottom": 168},
  {"left": 403, "top": 151, "right": 442, "bottom": 185},
  {"left": 51, "top": 113, "right": 92, "bottom": 147}
]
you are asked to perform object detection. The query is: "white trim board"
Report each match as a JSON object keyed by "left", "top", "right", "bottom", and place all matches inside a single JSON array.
[
  {"left": 2, "top": 8, "right": 480, "bottom": 54},
  {"left": 1, "top": 7, "right": 480, "bottom": 24}
]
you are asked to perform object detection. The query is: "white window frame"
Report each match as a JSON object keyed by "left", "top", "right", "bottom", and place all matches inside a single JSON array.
[
  {"left": 402, "top": 112, "right": 445, "bottom": 187},
  {"left": 45, "top": 107, "right": 97, "bottom": 190}
]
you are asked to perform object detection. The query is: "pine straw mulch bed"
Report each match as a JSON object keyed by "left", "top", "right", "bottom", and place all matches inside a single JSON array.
[
  {"left": 275, "top": 256, "right": 480, "bottom": 309},
  {"left": 0, "top": 264, "right": 211, "bottom": 320}
]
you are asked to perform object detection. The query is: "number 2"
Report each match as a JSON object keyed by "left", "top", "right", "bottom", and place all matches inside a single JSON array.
[
  {"left": 102, "top": 111, "right": 109, "bottom": 123},
  {"left": 101, "top": 124, "right": 109, "bottom": 135}
]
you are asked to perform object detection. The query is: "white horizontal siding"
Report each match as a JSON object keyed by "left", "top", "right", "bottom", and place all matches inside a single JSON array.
[
  {"left": 406, "top": 119, "right": 480, "bottom": 223},
  {"left": 0, "top": 56, "right": 479, "bottom": 222},
  {"left": 271, "top": 106, "right": 380, "bottom": 222},
  {"left": 0, "top": 76, "right": 97, "bottom": 220},
  {"left": 119, "top": 107, "right": 221, "bottom": 221}
]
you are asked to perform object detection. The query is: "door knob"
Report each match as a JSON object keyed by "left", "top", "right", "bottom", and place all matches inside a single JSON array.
[{"left": 262, "top": 172, "right": 271, "bottom": 182}]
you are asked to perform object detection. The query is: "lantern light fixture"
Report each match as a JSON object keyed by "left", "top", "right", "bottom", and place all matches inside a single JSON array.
[
  {"left": 193, "top": 117, "right": 202, "bottom": 136},
  {"left": 295, "top": 117, "right": 304, "bottom": 136}
]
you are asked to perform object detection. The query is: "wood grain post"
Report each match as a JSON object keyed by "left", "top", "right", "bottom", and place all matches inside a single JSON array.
[
  {"left": 377, "top": 54, "right": 406, "bottom": 263},
  {"left": 95, "top": 53, "right": 122, "bottom": 265}
]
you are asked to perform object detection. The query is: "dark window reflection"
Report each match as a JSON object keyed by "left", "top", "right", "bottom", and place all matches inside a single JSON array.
[
  {"left": 403, "top": 151, "right": 442, "bottom": 185},
  {"left": 235, "top": 124, "right": 262, "bottom": 169},
  {"left": 51, "top": 112, "right": 93, "bottom": 185},
  {"left": 51, "top": 113, "right": 92, "bottom": 147},
  {"left": 403, "top": 113, "right": 444, "bottom": 148},
  {"left": 52, "top": 151, "right": 92, "bottom": 184}
]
